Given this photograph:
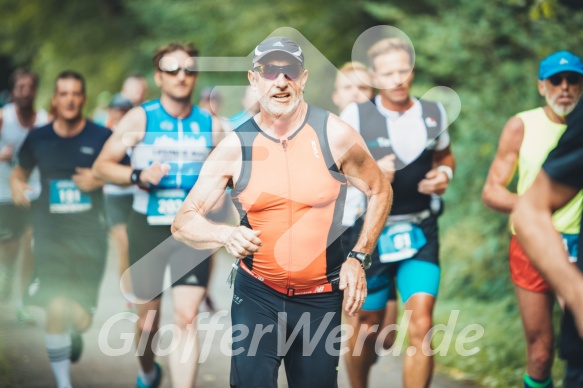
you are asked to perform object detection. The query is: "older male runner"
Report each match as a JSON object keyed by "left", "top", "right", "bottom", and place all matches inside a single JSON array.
[
  {"left": 513, "top": 91, "right": 583, "bottom": 387},
  {"left": 483, "top": 51, "right": 583, "bottom": 388},
  {"left": 172, "top": 36, "right": 392, "bottom": 388}
]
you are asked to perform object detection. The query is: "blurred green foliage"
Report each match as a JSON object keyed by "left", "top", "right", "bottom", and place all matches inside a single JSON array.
[{"left": 1, "top": 0, "right": 582, "bottom": 386}]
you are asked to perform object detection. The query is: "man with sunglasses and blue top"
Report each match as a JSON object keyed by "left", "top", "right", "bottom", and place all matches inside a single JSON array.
[
  {"left": 483, "top": 51, "right": 583, "bottom": 388},
  {"left": 93, "top": 43, "right": 212, "bottom": 388}
]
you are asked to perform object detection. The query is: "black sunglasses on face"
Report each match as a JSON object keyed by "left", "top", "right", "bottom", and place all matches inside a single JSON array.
[
  {"left": 159, "top": 66, "right": 198, "bottom": 76},
  {"left": 548, "top": 73, "right": 581, "bottom": 86},
  {"left": 253, "top": 64, "right": 304, "bottom": 80}
]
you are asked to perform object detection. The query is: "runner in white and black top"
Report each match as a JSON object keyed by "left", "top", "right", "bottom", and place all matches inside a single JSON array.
[{"left": 342, "top": 38, "right": 455, "bottom": 388}]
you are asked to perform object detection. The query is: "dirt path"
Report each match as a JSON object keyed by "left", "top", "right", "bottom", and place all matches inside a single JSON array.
[{"left": 0, "top": 248, "right": 477, "bottom": 387}]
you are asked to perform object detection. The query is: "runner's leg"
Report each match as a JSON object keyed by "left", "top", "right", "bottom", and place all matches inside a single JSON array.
[
  {"left": 169, "top": 285, "right": 206, "bottom": 388},
  {"left": 515, "top": 286, "right": 555, "bottom": 384}
]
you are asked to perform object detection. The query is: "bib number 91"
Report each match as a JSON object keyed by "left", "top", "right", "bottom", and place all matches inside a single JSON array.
[{"left": 393, "top": 232, "right": 412, "bottom": 250}]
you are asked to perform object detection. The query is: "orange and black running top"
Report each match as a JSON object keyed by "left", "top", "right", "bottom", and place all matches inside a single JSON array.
[{"left": 231, "top": 105, "right": 347, "bottom": 290}]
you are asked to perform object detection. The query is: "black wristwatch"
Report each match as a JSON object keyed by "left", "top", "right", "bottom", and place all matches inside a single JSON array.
[
  {"left": 130, "top": 169, "right": 142, "bottom": 184},
  {"left": 347, "top": 251, "right": 372, "bottom": 270}
]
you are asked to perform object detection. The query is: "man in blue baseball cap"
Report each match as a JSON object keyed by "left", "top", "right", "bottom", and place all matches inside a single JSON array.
[
  {"left": 538, "top": 51, "right": 583, "bottom": 116},
  {"left": 483, "top": 50, "right": 583, "bottom": 388}
]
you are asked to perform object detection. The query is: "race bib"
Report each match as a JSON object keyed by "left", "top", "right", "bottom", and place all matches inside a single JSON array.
[
  {"left": 49, "top": 180, "right": 92, "bottom": 214},
  {"left": 146, "top": 189, "right": 187, "bottom": 225},
  {"left": 378, "top": 222, "right": 427, "bottom": 263},
  {"left": 562, "top": 233, "right": 579, "bottom": 263},
  {"left": 157, "top": 161, "right": 203, "bottom": 190}
]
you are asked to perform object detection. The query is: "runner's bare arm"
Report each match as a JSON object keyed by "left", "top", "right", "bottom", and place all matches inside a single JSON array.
[
  {"left": 211, "top": 116, "right": 229, "bottom": 146},
  {"left": 328, "top": 114, "right": 393, "bottom": 315},
  {"left": 512, "top": 171, "right": 583, "bottom": 335},
  {"left": 92, "top": 107, "right": 146, "bottom": 185},
  {"left": 10, "top": 165, "right": 32, "bottom": 207},
  {"left": 432, "top": 145, "right": 456, "bottom": 171},
  {"left": 482, "top": 116, "right": 524, "bottom": 213},
  {"left": 418, "top": 143, "right": 456, "bottom": 195},
  {"left": 172, "top": 132, "right": 262, "bottom": 257}
]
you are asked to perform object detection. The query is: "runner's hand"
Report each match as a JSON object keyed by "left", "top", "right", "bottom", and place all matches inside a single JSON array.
[
  {"left": 11, "top": 179, "right": 32, "bottom": 208},
  {"left": 339, "top": 257, "right": 367, "bottom": 316},
  {"left": 0, "top": 145, "right": 14, "bottom": 162},
  {"left": 377, "top": 154, "right": 396, "bottom": 182},
  {"left": 223, "top": 226, "right": 262, "bottom": 259},
  {"left": 418, "top": 168, "right": 449, "bottom": 195},
  {"left": 140, "top": 162, "right": 171, "bottom": 185},
  {"left": 72, "top": 167, "right": 103, "bottom": 192}
]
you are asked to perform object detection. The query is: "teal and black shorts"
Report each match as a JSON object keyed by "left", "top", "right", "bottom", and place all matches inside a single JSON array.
[{"left": 363, "top": 215, "right": 441, "bottom": 310}]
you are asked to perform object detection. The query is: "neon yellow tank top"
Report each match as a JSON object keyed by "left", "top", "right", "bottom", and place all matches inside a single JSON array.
[{"left": 515, "top": 107, "right": 582, "bottom": 234}]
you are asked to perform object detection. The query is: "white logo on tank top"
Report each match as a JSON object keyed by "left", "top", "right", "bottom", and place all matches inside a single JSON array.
[
  {"left": 184, "top": 274, "right": 199, "bottom": 284},
  {"left": 425, "top": 117, "right": 437, "bottom": 128},
  {"left": 160, "top": 121, "right": 173, "bottom": 131},
  {"left": 311, "top": 140, "right": 320, "bottom": 158}
]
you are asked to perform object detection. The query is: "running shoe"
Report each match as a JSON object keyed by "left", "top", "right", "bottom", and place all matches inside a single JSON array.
[{"left": 136, "top": 362, "right": 162, "bottom": 388}]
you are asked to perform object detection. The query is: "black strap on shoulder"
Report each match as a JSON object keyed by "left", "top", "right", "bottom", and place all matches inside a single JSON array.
[
  {"left": 418, "top": 99, "right": 443, "bottom": 141},
  {"left": 231, "top": 120, "right": 260, "bottom": 196},
  {"left": 308, "top": 105, "right": 343, "bottom": 178}
]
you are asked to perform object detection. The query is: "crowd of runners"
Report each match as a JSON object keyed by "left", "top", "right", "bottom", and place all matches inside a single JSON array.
[{"left": 1, "top": 34, "right": 582, "bottom": 388}]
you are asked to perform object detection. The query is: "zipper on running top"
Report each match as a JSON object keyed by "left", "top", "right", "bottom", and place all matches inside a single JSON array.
[
  {"left": 177, "top": 118, "right": 183, "bottom": 189},
  {"left": 282, "top": 138, "right": 293, "bottom": 291}
]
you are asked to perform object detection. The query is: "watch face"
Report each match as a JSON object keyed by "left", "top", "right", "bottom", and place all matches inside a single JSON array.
[
  {"left": 362, "top": 254, "right": 372, "bottom": 270},
  {"left": 350, "top": 251, "right": 372, "bottom": 270}
]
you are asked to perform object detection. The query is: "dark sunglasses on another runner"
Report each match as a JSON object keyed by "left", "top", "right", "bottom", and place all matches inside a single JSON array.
[
  {"left": 158, "top": 56, "right": 198, "bottom": 76},
  {"left": 159, "top": 66, "right": 198, "bottom": 76},
  {"left": 253, "top": 64, "right": 304, "bottom": 80},
  {"left": 548, "top": 73, "right": 581, "bottom": 86}
]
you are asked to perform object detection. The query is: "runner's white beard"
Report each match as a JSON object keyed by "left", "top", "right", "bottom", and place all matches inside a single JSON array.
[
  {"left": 259, "top": 91, "right": 303, "bottom": 117},
  {"left": 544, "top": 88, "right": 580, "bottom": 117}
]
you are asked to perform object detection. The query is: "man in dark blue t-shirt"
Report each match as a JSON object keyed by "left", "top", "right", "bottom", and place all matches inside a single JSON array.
[
  {"left": 513, "top": 95, "right": 583, "bottom": 387},
  {"left": 10, "top": 70, "right": 110, "bottom": 388}
]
